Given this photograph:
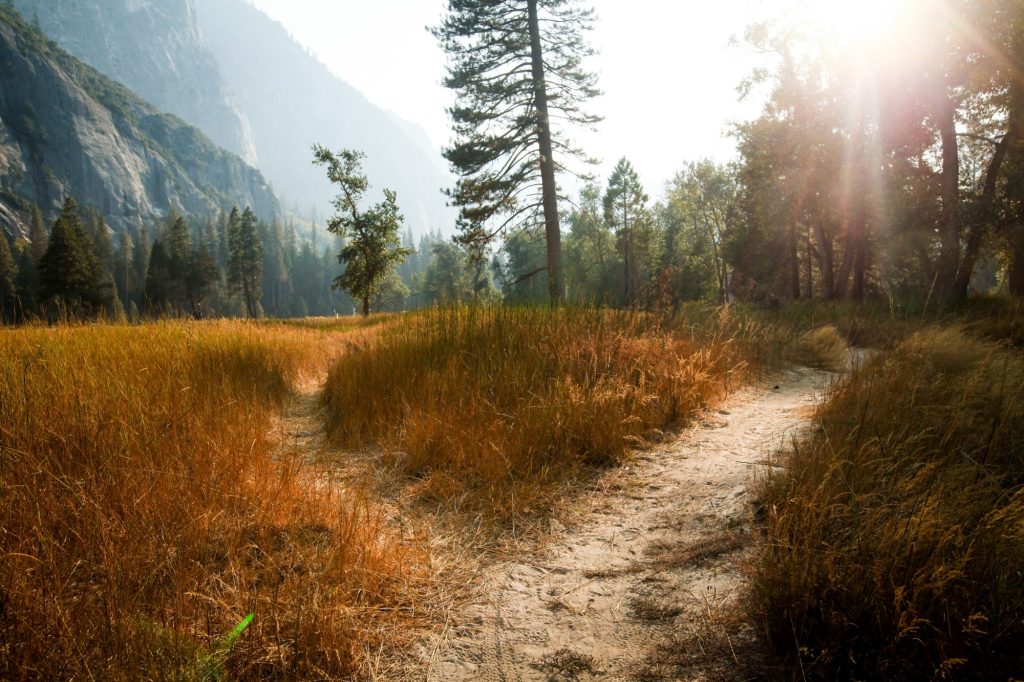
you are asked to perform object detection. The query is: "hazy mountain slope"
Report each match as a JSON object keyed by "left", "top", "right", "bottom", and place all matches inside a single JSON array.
[
  {"left": 12, "top": 0, "right": 259, "bottom": 167},
  {"left": 0, "top": 6, "right": 279, "bottom": 237},
  {"left": 195, "top": 0, "right": 456, "bottom": 234}
]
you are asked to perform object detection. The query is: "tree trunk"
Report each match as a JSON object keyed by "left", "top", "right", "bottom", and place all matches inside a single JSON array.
[
  {"left": 937, "top": 97, "right": 962, "bottom": 298},
  {"left": 814, "top": 222, "right": 835, "bottom": 300},
  {"left": 362, "top": 296, "right": 370, "bottom": 317},
  {"left": 789, "top": 224, "right": 801, "bottom": 299},
  {"left": 527, "top": 0, "right": 565, "bottom": 305},
  {"left": 805, "top": 220, "right": 814, "bottom": 299},
  {"left": 952, "top": 114, "right": 1019, "bottom": 300},
  {"left": 852, "top": 236, "right": 866, "bottom": 301},
  {"left": 1009, "top": 224, "right": 1024, "bottom": 297},
  {"left": 623, "top": 230, "right": 632, "bottom": 306}
]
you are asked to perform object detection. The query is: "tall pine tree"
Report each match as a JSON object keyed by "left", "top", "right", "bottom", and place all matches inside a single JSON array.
[
  {"left": 434, "top": 0, "right": 600, "bottom": 304},
  {"left": 227, "top": 207, "right": 263, "bottom": 318},
  {"left": 604, "top": 158, "right": 650, "bottom": 307}
]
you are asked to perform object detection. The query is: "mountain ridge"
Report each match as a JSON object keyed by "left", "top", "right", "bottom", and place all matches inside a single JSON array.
[
  {"left": 13, "top": 0, "right": 456, "bottom": 236},
  {"left": 0, "top": 5, "right": 279, "bottom": 238}
]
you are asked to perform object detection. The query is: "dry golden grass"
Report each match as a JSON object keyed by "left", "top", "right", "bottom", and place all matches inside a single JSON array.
[
  {"left": 0, "top": 321, "right": 427, "bottom": 680},
  {"left": 751, "top": 327, "right": 1024, "bottom": 679},
  {"left": 321, "top": 306, "right": 758, "bottom": 522},
  {"left": 794, "top": 325, "right": 850, "bottom": 372}
]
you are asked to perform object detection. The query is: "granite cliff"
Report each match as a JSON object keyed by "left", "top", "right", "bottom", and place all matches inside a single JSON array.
[{"left": 0, "top": 6, "right": 279, "bottom": 238}]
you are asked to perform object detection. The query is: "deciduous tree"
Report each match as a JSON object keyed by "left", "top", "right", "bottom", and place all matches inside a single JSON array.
[{"left": 313, "top": 146, "right": 411, "bottom": 317}]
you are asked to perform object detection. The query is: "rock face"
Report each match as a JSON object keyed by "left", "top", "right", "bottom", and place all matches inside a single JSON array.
[
  {"left": 195, "top": 0, "right": 457, "bottom": 234},
  {"left": 0, "top": 7, "right": 279, "bottom": 237},
  {"left": 13, "top": 0, "right": 457, "bottom": 235},
  {"left": 12, "top": 0, "right": 259, "bottom": 166}
]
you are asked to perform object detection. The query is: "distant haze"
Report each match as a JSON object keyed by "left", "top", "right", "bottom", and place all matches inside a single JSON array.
[{"left": 247, "top": 0, "right": 794, "bottom": 197}]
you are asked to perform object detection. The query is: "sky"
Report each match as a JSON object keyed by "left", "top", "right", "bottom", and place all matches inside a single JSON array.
[{"left": 245, "top": 0, "right": 796, "bottom": 199}]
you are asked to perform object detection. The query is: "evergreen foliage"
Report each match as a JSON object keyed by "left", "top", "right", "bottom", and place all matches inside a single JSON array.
[
  {"left": 227, "top": 207, "right": 263, "bottom": 318},
  {"left": 0, "top": 232, "right": 18, "bottom": 322},
  {"left": 434, "top": 0, "right": 600, "bottom": 304},
  {"left": 37, "top": 198, "right": 111, "bottom": 315}
]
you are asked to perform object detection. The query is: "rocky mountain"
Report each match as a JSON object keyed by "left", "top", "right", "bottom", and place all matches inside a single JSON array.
[
  {"left": 11, "top": 0, "right": 259, "bottom": 166},
  {"left": 14, "top": 0, "right": 457, "bottom": 236},
  {"left": 0, "top": 6, "right": 278, "bottom": 238}
]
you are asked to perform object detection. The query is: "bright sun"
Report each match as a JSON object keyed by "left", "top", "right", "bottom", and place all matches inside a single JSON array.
[{"left": 803, "top": 0, "right": 906, "bottom": 44}]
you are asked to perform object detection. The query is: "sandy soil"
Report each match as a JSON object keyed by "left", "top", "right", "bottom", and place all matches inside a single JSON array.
[{"left": 419, "top": 366, "right": 836, "bottom": 681}]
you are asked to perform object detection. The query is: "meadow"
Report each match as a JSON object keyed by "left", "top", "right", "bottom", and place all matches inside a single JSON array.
[
  {"left": 1, "top": 300, "right": 1022, "bottom": 679},
  {"left": 320, "top": 306, "right": 776, "bottom": 522},
  {"left": 0, "top": 320, "right": 426, "bottom": 680}
]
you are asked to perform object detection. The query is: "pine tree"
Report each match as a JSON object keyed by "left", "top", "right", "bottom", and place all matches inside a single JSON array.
[
  {"left": 227, "top": 207, "right": 263, "bottom": 318},
  {"left": 113, "top": 229, "right": 134, "bottom": 311},
  {"left": 186, "top": 242, "right": 219, "bottom": 317},
  {"left": 0, "top": 233, "right": 18, "bottom": 323},
  {"left": 38, "top": 198, "right": 111, "bottom": 316},
  {"left": 144, "top": 240, "right": 173, "bottom": 314},
  {"left": 313, "top": 146, "right": 411, "bottom": 317},
  {"left": 13, "top": 243, "right": 36, "bottom": 318},
  {"left": 604, "top": 158, "right": 650, "bottom": 306},
  {"left": 434, "top": 0, "right": 600, "bottom": 304},
  {"left": 131, "top": 228, "right": 150, "bottom": 309},
  {"left": 163, "top": 214, "right": 192, "bottom": 310},
  {"left": 28, "top": 203, "right": 47, "bottom": 264}
]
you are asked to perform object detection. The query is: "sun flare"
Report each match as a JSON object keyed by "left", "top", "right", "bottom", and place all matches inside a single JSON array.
[{"left": 803, "top": 0, "right": 907, "bottom": 44}]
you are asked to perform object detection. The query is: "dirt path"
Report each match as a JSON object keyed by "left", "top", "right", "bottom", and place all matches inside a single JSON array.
[{"left": 425, "top": 366, "right": 834, "bottom": 681}]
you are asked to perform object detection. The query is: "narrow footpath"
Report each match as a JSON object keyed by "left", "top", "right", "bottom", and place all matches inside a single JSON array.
[{"left": 425, "top": 367, "right": 834, "bottom": 681}]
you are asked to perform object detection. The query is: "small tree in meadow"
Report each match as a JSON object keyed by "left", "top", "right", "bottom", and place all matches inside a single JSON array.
[{"left": 313, "top": 146, "right": 411, "bottom": 317}]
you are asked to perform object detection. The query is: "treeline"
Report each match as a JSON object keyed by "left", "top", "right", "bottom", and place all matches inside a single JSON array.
[
  {"left": 725, "top": 2, "right": 1024, "bottom": 303},
  {"left": 439, "top": 1, "right": 1024, "bottom": 309},
  {"left": 0, "top": 195, "right": 502, "bottom": 324},
  {"left": 488, "top": 158, "right": 732, "bottom": 308},
  {"left": 0, "top": 198, "right": 354, "bottom": 322}
]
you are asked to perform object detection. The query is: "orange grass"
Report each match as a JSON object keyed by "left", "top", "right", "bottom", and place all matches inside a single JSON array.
[
  {"left": 751, "top": 327, "right": 1024, "bottom": 679},
  {"left": 321, "top": 307, "right": 759, "bottom": 520},
  {"left": 0, "top": 321, "right": 427, "bottom": 679}
]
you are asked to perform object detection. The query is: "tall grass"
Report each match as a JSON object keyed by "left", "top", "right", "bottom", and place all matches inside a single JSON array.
[
  {"left": 0, "top": 322, "right": 426, "bottom": 679},
  {"left": 321, "top": 307, "right": 758, "bottom": 519},
  {"left": 750, "top": 327, "right": 1024, "bottom": 679}
]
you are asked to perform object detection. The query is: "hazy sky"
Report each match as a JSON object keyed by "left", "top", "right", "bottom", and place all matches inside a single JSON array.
[{"left": 245, "top": 0, "right": 797, "bottom": 198}]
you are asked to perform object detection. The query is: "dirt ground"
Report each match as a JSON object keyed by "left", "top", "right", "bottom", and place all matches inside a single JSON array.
[{"left": 417, "top": 366, "right": 835, "bottom": 681}]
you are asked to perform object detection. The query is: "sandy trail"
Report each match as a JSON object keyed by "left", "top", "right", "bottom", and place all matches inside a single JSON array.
[{"left": 425, "top": 366, "right": 834, "bottom": 681}]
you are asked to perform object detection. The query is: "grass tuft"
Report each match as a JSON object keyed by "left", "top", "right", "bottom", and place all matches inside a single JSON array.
[
  {"left": 794, "top": 325, "right": 849, "bottom": 371},
  {"left": 750, "top": 326, "right": 1024, "bottom": 679},
  {"left": 321, "top": 307, "right": 757, "bottom": 521}
]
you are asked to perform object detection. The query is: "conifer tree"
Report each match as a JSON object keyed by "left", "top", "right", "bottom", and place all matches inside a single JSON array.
[
  {"left": 28, "top": 203, "right": 46, "bottom": 264},
  {"left": 313, "top": 146, "right": 411, "bottom": 317},
  {"left": 13, "top": 243, "right": 36, "bottom": 318},
  {"left": 131, "top": 229, "right": 150, "bottom": 303},
  {"left": 227, "top": 207, "right": 263, "bottom": 318},
  {"left": 144, "top": 240, "right": 173, "bottom": 313},
  {"left": 0, "top": 233, "right": 18, "bottom": 322},
  {"left": 38, "top": 198, "right": 111, "bottom": 316},
  {"left": 604, "top": 158, "right": 650, "bottom": 306},
  {"left": 435, "top": 0, "right": 600, "bottom": 304},
  {"left": 113, "top": 229, "right": 134, "bottom": 311}
]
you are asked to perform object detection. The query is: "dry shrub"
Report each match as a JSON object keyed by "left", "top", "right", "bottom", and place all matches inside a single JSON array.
[
  {"left": 794, "top": 325, "right": 849, "bottom": 371},
  {"left": 751, "top": 327, "right": 1024, "bottom": 679},
  {"left": 0, "top": 321, "right": 426, "bottom": 680},
  {"left": 322, "top": 307, "right": 753, "bottom": 519}
]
